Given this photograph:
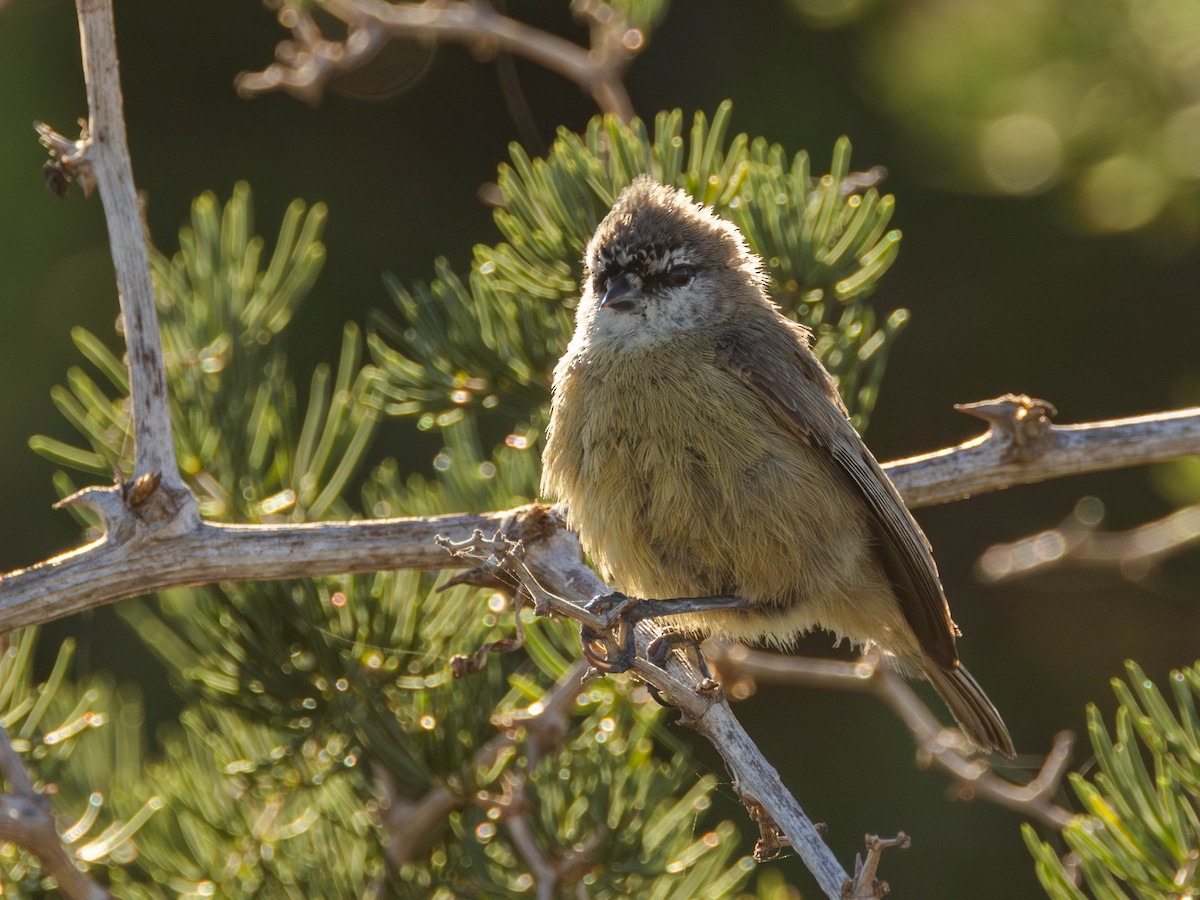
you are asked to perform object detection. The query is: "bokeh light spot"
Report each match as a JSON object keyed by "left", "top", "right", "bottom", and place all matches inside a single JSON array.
[
  {"left": 979, "top": 113, "right": 1063, "bottom": 195},
  {"left": 1079, "top": 155, "right": 1169, "bottom": 232},
  {"left": 1162, "top": 104, "right": 1200, "bottom": 179}
]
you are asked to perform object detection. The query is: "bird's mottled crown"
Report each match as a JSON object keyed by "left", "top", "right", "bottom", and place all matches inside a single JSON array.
[{"left": 585, "top": 177, "right": 761, "bottom": 284}]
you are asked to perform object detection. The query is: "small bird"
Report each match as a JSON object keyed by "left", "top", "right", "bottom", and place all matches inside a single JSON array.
[{"left": 541, "top": 176, "right": 1013, "bottom": 757}]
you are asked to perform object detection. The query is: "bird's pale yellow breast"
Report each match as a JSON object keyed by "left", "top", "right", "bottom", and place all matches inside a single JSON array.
[{"left": 543, "top": 329, "right": 884, "bottom": 643}]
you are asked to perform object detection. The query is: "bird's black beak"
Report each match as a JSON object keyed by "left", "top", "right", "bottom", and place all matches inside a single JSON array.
[{"left": 600, "top": 271, "right": 640, "bottom": 312}]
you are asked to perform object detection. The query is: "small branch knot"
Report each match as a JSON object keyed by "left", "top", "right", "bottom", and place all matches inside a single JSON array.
[
  {"left": 122, "top": 470, "right": 161, "bottom": 508},
  {"left": 449, "top": 631, "right": 526, "bottom": 678},
  {"left": 843, "top": 833, "right": 910, "bottom": 899},
  {"left": 35, "top": 120, "right": 96, "bottom": 198},
  {"left": 122, "top": 473, "right": 199, "bottom": 537},
  {"left": 955, "top": 393, "right": 1057, "bottom": 462},
  {"left": 53, "top": 471, "right": 198, "bottom": 544}
]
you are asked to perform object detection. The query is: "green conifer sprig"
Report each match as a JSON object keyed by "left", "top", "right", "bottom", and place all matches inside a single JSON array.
[
  {"left": 1024, "top": 660, "right": 1200, "bottom": 898},
  {"left": 0, "top": 632, "right": 160, "bottom": 893},
  {"left": 368, "top": 101, "right": 906, "bottom": 434},
  {"left": 106, "top": 703, "right": 392, "bottom": 899},
  {"left": 30, "top": 185, "right": 374, "bottom": 524}
]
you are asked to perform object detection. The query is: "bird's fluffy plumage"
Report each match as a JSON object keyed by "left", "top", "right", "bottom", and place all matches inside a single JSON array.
[{"left": 542, "top": 177, "right": 1013, "bottom": 756}]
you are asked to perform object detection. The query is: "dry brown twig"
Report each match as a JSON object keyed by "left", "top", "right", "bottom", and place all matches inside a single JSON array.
[
  {"left": 490, "top": 771, "right": 605, "bottom": 900},
  {"left": 482, "top": 659, "right": 606, "bottom": 898},
  {"left": 843, "top": 833, "right": 911, "bottom": 899},
  {"left": 237, "top": 0, "right": 642, "bottom": 119},
  {"left": 706, "top": 644, "right": 1075, "bottom": 831}
]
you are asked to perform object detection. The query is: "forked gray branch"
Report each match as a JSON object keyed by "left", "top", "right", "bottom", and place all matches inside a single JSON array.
[
  {"left": 2, "top": 399, "right": 1198, "bottom": 630},
  {"left": 888, "top": 394, "right": 1200, "bottom": 507},
  {"left": 237, "top": 0, "right": 640, "bottom": 119},
  {"left": 439, "top": 512, "right": 856, "bottom": 900}
]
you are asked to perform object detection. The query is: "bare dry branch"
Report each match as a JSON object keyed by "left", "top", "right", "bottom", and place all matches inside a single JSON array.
[
  {"left": 39, "top": 0, "right": 187, "bottom": 494},
  {"left": 237, "top": 0, "right": 640, "bottom": 119},
  {"left": 2, "top": 396, "right": 1197, "bottom": 634},
  {"left": 0, "top": 727, "right": 112, "bottom": 900},
  {"left": 706, "top": 644, "right": 1075, "bottom": 830},
  {"left": 886, "top": 394, "right": 1200, "bottom": 508},
  {"left": 0, "top": 508, "right": 512, "bottom": 632},
  {"left": 978, "top": 497, "right": 1200, "bottom": 583}
]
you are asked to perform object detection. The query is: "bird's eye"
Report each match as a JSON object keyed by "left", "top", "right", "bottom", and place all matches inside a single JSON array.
[{"left": 665, "top": 264, "right": 695, "bottom": 286}]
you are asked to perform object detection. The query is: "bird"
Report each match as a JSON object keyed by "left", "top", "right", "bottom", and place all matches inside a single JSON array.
[{"left": 540, "top": 176, "right": 1014, "bottom": 757}]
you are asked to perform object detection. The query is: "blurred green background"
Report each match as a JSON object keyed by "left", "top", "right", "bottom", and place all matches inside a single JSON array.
[{"left": 2, "top": 0, "right": 1199, "bottom": 895}]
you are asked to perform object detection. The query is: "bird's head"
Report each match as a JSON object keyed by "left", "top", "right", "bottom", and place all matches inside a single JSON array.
[{"left": 576, "top": 177, "right": 768, "bottom": 349}]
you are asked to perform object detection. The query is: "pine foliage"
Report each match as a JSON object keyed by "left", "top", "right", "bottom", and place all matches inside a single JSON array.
[
  {"left": 1025, "top": 661, "right": 1200, "bottom": 899},
  {"left": 0, "top": 631, "right": 163, "bottom": 893},
  {"left": 368, "top": 101, "right": 906, "bottom": 436}
]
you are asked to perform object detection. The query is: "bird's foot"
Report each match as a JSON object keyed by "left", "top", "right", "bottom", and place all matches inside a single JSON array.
[
  {"left": 583, "top": 591, "right": 635, "bottom": 620},
  {"left": 646, "top": 629, "right": 712, "bottom": 677},
  {"left": 579, "top": 591, "right": 640, "bottom": 674},
  {"left": 580, "top": 593, "right": 749, "bottom": 677}
]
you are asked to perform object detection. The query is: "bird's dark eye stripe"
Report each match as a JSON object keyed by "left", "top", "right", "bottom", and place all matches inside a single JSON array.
[
  {"left": 594, "top": 262, "right": 695, "bottom": 292},
  {"left": 663, "top": 263, "right": 695, "bottom": 286}
]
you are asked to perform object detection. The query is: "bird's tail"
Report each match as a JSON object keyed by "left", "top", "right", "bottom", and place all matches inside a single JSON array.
[{"left": 924, "top": 663, "right": 1014, "bottom": 758}]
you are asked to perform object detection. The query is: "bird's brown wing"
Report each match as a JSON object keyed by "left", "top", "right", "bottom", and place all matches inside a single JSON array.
[{"left": 712, "top": 316, "right": 959, "bottom": 670}]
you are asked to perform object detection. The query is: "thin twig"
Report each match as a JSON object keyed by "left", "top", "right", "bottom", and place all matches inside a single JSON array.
[
  {"left": 887, "top": 394, "right": 1200, "bottom": 507},
  {"left": 978, "top": 498, "right": 1200, "bottom": 583},
  {"left": 497, "top": 773, "right": 602, "bottom": 899},
  {"left": 237, "top": 0, "right": 639, "bottom": 119},
  {"left": 41, "top": 0, "right": 184, "bottom": 490},
  {"left": 504, "top": 797, "right": 560, "bottom": 900},
  {"left": 844, "top": 833, "right": 910, "bottom": 899},
  {"left": 0, "top": 727, "right": 112, "bottom": 900},
  {"left": 706, "top": 644, "right": 1075, "bottom": 830}
]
